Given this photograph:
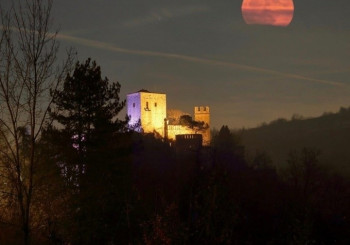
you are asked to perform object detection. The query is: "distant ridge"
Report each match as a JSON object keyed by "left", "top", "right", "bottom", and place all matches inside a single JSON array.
[{"left": 241, "top": 107, "right": 350, "bottom": 176}]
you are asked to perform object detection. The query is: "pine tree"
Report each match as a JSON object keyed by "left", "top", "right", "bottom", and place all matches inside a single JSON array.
[
  {"left": 50, "top": 58, "right": 126, "bottom": 172},
  {"left": 48, "top": 58, "right": 132, "bottom": 243},
  {"left": 50, "top": 58, "right": 127, "bottom": 147},
  {"left": 49, "top": 58, "right": 127, "bottom": 188}
]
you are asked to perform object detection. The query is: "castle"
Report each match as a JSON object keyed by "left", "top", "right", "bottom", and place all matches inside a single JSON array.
[{"left": 127, "top": 90, "right": 210, "bottom": 145}]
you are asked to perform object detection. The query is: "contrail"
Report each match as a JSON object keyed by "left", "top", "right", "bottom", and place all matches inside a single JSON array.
[{"left": 57, "top": 33, "right": 347, "bottom": 88}]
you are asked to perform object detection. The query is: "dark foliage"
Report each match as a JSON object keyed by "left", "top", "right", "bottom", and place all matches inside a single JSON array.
[
  {"left": 179, "top": 115, "right": 208, "bottom": 132},
  {"left": 4, "top": 122, "right": 350, "bottom": 244}
]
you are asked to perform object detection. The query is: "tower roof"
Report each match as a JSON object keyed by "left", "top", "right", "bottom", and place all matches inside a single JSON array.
[{"left": 127, "top": 89, "right": 165, "bottom": 95}]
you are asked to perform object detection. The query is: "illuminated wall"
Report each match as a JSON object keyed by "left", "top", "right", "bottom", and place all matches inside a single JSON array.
[
  {"left": 127, "top": 92, "right": 141, "bottom": 131},
  {"left": 167, "top": 125, "right": 195, "bottom": 141},
  {"left": 127, "top": 90, "right": 166, "bottom": 137}
]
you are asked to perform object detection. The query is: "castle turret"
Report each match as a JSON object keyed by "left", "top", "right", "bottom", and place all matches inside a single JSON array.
[{"left": 194, "top": 106, "right": 210, "bottom": 145}]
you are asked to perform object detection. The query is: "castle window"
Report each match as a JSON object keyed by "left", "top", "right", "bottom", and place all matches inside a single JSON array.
[
  {"left": 154, "top": 102, "right": 157, "bottom": 107},
  {"left": 204, "top": 107, "right": 206, "bottom": 111},
  {"left": 144, "top": 101, "right": 150, "bottom": 111},
  {"left": 197, "top": 107, "right": 200, "bottom": 111},
  {"left": 133, "top": 103, "right": 135, "bottom": 108}
]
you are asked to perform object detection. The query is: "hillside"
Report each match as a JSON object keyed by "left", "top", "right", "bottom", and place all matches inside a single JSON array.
[{"left": 240, "top": 107, "right": 350, "bottom": 175}]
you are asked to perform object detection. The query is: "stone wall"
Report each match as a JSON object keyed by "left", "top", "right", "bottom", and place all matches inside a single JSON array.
[
  {"left": 167, "top": 125, "right": 195, "bottom": 141},
  {"left": 140, "top": 92, "right": 166, "bottom": 137}
]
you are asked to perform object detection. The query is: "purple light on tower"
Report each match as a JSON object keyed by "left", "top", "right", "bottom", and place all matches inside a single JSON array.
[{"left": 127, "top": 92, "right": 141, "bottom": 131}]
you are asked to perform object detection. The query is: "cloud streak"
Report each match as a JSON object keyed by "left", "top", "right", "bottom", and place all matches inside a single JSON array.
[
  {"left": 122, "top": 5, "right": 209, "bottom": 27},
  {"left": 57, "top": 33, "right": 348, "bottom": 88}
]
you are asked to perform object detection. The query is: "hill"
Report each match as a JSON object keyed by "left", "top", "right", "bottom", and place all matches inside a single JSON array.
[{"left": 240, "top": 107, "right": 350, "bottom": 175}]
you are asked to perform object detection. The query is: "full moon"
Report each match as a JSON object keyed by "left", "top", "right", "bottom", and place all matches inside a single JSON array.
[{"left": 242, "top": 0, "right": 294, "bottom": 27}]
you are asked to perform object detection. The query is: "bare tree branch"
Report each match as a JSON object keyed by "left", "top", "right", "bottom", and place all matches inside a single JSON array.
[{"left": 0, "top": 1, "right": 74, "bottom": 244}]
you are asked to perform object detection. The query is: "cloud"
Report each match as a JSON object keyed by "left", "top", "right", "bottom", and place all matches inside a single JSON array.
[
  {"left": 57, "top": 33, "right": 348, "bottom": 88},
  {"left": 122, "top": 5, "right": 209, "bottom": 28}
]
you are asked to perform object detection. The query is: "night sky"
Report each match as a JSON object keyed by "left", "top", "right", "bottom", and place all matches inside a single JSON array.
[{"left": 50, "top": 0, "right": 350, "bottom": 128}]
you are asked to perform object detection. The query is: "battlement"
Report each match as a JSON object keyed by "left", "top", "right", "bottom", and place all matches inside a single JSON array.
[
  {"left": 175, "top": 134, "right": 203, "bottom": 151},
  {"left": 194, "top": 106, "right": 210, "bottom": 114}
]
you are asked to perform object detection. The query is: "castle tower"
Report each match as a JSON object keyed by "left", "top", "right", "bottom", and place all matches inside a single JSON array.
[
  {"left": 194, "top": 106, "right": 210, "bottom": 145},
  {"left": 127, "top": 90, "right": 166, "bottom": 137}
]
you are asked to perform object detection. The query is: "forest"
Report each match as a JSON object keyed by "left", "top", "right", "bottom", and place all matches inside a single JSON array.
[{"left": 1, "top": 1, "right": 349, "bottom": 244}]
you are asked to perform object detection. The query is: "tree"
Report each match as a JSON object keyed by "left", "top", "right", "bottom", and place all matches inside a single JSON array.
[
  {"left": 211, "top": 125, "right": 245, "bottom": 169},
  {"left": 48, "top": 58, "right": 130, "bottom": 244},
  {"left": 50, "top": 58, "right": 127, "bottom": 141},
  {"left": 179, "top": 114, "right": 208, "bottom": 133},
  {"left": 285, "top": 148, "right": 323, "bottom": 202},
  {"left": 49, "top": 58, "right": 127, "bottom": 183},
  {"left": 283, "top": 148, "right": 323, "bottom": 244},
  {"left": 0, "top": 0, "right": 73, "bottom": 243}
]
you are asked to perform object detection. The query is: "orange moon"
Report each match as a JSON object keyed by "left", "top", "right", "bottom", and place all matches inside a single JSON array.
[{"left": 242, "top": 0, "right": 294, "bottom": 27}]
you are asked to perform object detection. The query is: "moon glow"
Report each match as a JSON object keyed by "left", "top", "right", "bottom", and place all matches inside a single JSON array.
[{"left": 242, "top": 0, "right": 294, "bottom": 27}]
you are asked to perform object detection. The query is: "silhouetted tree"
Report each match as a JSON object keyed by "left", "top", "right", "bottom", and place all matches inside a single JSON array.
[
  {"left": 48, "top": 58, "right": 130, "bottom": 244},
  {"left": 0, "top": 0, "right": 73, "bottom": 243},
  {"left": 282, "top": 148, "right": 324, "bottom": 244},
  {"left": 285, "top": 148, "right": 322, "bottom": 201},
  {"left": 49, "top": 58, "right": 127, "bottom": 185},
  {"left": 211, "top": 125, "right": 245, "bottom": 169},
  {"left": 251, "top": 151, "right": 274, "bottom": 170},
  {"left": 179, "top": 115, "right": 208, "bottom": 133}
]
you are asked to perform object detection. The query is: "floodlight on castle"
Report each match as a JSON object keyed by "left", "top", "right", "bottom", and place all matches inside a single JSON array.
[{"left": 127, "top": 90, "right": 210, "bottom": 146}]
